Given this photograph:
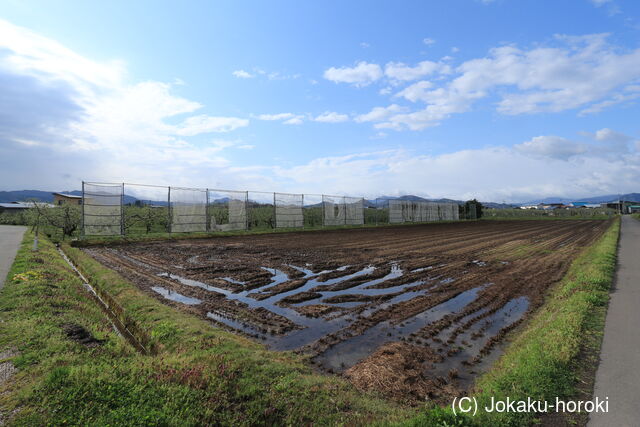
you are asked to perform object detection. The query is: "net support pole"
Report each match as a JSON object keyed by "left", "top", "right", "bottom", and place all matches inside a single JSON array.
[
  {"left": 167, "top": 186, "right": 172, "bottom": 233},
  {"left": 205, "top": 188, "right": 210, "bottom": 232},
  {"left": 343, "top": 197, "right": 347, "bottom": 226},
  {"left": 273, "top": 192, "right": 276, "bottom": 229},
  {"left": 245, "top": 191, "right": 249, "bottom": 230},
  {"left": 81, "top": 181, "right": 85, "bottom": 239},
  {"left": 120, "top": 183, "right": 124, "bottom": 236}
]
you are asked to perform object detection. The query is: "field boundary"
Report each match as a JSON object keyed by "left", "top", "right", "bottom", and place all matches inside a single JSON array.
[
  {"left": 70, "top": 216, "right": 612, "bottom": 247},
  {"left": 71, "top": 218, "right": 472, "bottom": 247},
  {"left": 408, "top": 217, "right": 620, "bottom": 426}
]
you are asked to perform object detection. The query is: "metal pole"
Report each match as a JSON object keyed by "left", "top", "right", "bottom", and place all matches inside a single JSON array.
[
  {"left": 120, "top": 183, "right": 124, "bottom": 236},
  {"left": 322, "top": 195, "right": 325, "bottom": 227},
  {"left": 245, "top": 191, "right": 249, "bottom": 230},
  {"left": 301, "top": 194, "right": 305, "bottom": 228},
  {"left": 167, "top": 186, "right": 171, "bottom": 233},
  {"left": 81, "top": 181, "right": 85, "bottom": 239},
  {"left": 273, "top": 192, "right": 277, "bottom": 229},
  {"left": 206, "top": 188, "right": 210, "bottom": 232},
  {"left": 343, "top": 197, "right": 347, "bottom": 226}
]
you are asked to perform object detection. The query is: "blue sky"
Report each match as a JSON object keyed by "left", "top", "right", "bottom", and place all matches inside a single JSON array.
[{"left": 1, "top": 0, "right": 639, "bottom": 202}]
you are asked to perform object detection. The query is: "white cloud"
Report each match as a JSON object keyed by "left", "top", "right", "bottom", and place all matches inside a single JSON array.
[
  {"left": 232, "top": 69, "right": 254, "bottom": 78},
  {"left": 323, "top": 61, "right": 383, "bottom": 87},
  {"left": 355, "top": 104, "right": 408, "bottom": 123},
  {"left": 256, "top": 112, "right": 304, "bottom": 125},
  {"left": 358, "top": 33, "right": 640, "bottom": 131},
  {"left": 395, "top": 81, "right": 435, "bottom": 102},
  {"left": 594, "top": 127, "right": 632, "bottom": 143},
  {"left": 384, "top": 60, "right": 449, "bottom": 81},
  {"left": 270, "top": 131, "right": 640, "bottom": 201},
  {"left": 591, "top": 0, "right": 612, "bottom": 6},
  {"left": 423, "top": 38, "right": 436, "bottom": 46},
  {"left": 0, "top": 18, "right": 251, "bottom": 190},
  {"left": 177, "top": 115, "right": 248, "bottom": 136},
  {"left": 515, "top": 129, "right": 635, "bottom": 161},
  {"left": 314, "top": 111, "right": 349, "bottom": 123},
  {"left": 257, "top": 113, "right": 295, "bottom": 121},
  {"left": 360, "top": 42, "right": 370, "bottom": 48},
  {"left": 451, "top": 47, "right": 460, "bottom": 53},
  {"left": 283, "top": 115, "right": 304, "bottom": 125},
  {"left": 514, "top": 136, "right": 588, "bottom": 160}
]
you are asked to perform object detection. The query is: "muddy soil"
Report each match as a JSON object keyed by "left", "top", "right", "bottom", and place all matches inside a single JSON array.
[{"left": 84, "top": 220, "right": 609, "bottom": 403}]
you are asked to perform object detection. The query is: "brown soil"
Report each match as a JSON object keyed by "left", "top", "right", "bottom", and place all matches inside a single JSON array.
[
  {"left": 83, "top": 220, "right": 610, "bottom": 402},
  {"left": 62, "top": 323, "right": 105, "bottom": 347}
]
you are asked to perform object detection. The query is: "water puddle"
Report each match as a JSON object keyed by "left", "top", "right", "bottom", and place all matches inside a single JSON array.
[
  {"left": 427, "top": 296, "right": 530, "bottom": 386},
  {"left": 207, "top": 311, "right": 267, "bottom": 338},
  {"left": 317, "top": 285, "right": 487, "bottom": 372},
  {"left": 151, "top": 286, "right": 202, "bottom": 305},
  {"left": 221, "top": 277, "right": 245, "bottom": 285},
  {"left": 152, "top": 259, "right": 524, "bottom": 382}
]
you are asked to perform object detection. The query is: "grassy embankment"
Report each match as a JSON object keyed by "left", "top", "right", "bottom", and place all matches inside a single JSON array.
[
  {"left": 408, "top": 217, "right": 620, "bottom": 426},
  {"left": 0, "top": 232, "right": 410, "bottom": 425}
]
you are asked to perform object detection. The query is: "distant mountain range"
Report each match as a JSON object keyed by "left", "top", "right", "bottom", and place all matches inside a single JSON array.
[
  {"left": 522, "top": 193, "right": 640, "bottom": 205},
  {"left": 2, "top": 189, "right": 638, "bottom": 208}
]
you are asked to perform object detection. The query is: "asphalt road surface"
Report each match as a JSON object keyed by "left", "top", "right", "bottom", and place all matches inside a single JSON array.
[
  {"left": 0, "top": 225, "right": 26, "bottom": 290},
  {"left": 589, "top": 215, "right": 640, "bottom": 427}
]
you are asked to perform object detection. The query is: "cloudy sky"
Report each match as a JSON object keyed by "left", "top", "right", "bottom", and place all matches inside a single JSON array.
[{"left": 1, "top": 0, "right": 639, "bottom": 202}]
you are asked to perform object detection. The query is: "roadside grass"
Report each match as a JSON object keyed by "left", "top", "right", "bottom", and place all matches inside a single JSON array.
[
  {"left": 0, "top": 233, "right": 411, "bottom": 425},
  {"left": 407, "top": 217, "right": 620, "bottom": 426}
]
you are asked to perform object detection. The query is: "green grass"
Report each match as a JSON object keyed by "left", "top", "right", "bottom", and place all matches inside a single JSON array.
[
  {"left": 407, "top": 217, "right": 620, "bottom": 426},
  {"left": 0, "top": 232, "right": 411, "bottom": 426}
]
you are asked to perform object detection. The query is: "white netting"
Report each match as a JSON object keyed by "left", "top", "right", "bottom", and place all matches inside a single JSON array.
[
  {"left": 389, "top": 201, "right": 459, "bottom": 223},
  {"left": 275, "top": 193, "right": 303, "bottom": 228},
  {"left": 170, "top": 187, "right": 207, "bottom": 232},
  {"left": 345, "top": 197, "right": 364, "bottom": 225},
  {"left": 209, "top": 190, "right": 247, "bottom": 231},
  {"left": 83, "top": 183, "right": 122, "bottom": 235},
  {"left": 323, "top": 195, "right": 346, "bottom": 226},
  {"left": 122, "top": 184, "right": 170, "bottom": 234}
]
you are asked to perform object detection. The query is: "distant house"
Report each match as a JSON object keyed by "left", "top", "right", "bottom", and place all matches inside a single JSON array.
[
  {"left": 0, "top": 201, "right": 54, "bottom": 214},
  {"left": 629, "top": 205, "right": 640, "bottom": 214},
  {"left": 539, "top": 203, "right": 566, "bottom": 210},
  {"left": 0, "top": 202, "right": 33, "bottom": 214},
  {"left": 569, "top": 202, "right": 600, "bottom": 208},
  {"left": 52, "top": 192, "right": 82, "bottom": 206}
]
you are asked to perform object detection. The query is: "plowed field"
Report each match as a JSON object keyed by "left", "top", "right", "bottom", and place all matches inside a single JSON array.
[{"left": 84, "top": 220, "right": 610, "bottom": 402}]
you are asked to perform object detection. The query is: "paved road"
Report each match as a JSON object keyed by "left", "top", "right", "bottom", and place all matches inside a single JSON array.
[
  {"left": 589, "top": 216, "right": 640, "bottom": 427},
  {"left": 0, "top": 225, "right": 26, "bottom": 290}
]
